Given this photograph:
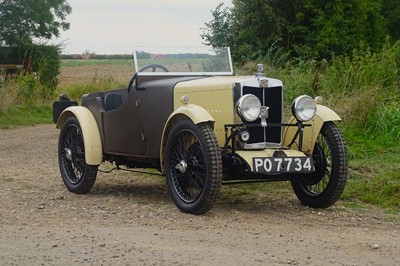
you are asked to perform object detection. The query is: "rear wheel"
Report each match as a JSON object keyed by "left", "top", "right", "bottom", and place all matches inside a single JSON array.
[
  {"left": 291, "top": 122, "right": 348, "bottom": 208},
  {"left": 165, "top": 119, "right": 222, "bottom": 215},
  {"left": 58, "top": 116, "right": 98, "bottom": 194}
]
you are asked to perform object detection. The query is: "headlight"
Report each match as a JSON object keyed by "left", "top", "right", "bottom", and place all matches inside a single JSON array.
[
  {"left": 291, "top": 95, "right": 316, "bottom": 122},
  {"left": 236, "top": 94, "right": 261, "bottom": 122}
]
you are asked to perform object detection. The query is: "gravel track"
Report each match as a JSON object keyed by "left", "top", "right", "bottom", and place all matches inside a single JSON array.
[{"left": 0, "top": 124, "right": 399, "bottom": 265}]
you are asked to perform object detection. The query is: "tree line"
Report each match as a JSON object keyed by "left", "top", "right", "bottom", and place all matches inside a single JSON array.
[{"left": 201, "top": 0, "right": 400, "bottom": 62}]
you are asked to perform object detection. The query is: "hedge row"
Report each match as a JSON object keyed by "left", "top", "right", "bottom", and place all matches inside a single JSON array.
[{"left": 0, "top": 45, "right": 60, "bottom": 90}]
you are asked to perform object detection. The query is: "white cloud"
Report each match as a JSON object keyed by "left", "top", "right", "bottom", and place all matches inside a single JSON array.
[{"left": 53, "top": 0, "right": 232, "bottom": 54}]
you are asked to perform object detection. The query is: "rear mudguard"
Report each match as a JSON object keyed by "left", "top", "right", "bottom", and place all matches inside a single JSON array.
[
  {"left": 283, "top": 104, "right": 341, "bottom": 155},
  {"left": 56, "top": 106, "right": 103, "bottom": 165}
]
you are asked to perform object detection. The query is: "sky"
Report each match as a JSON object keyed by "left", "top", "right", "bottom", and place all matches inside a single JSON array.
[{"left": 52, "top": 0, "right": 232, "bottom": 55}]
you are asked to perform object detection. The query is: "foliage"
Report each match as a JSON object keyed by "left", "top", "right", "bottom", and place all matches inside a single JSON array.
[
  {"left": 271, "top": 40, "right": 400, "bottom": 138},
  {"left": 0, "top": 46, "right": 64, "bottom": 111},
  {"left": 201, "top": 3, "right": 233, "bottom": 49},
  {"left": 202, "top": 0, "right": 397, "bottom": 62},
  {"left": 0, "top": 72, "right": 52, "bottom": 129},
  {"left": 0, "top": 76, "right": 19, "bottom": 111},
  {"left": 381, "top": 0, "right": 400, "bottom": 40},
  {"left": 0, "top": 44, "right": 61, "bottom": 91},
  {"left": 30, "top": 45, "right": 61, "bottom": 90},
  {"left": 230, "top": 0, "right": 295, "bottom": 62},
  {"left": 0, "top": 0, "right": 65, "bottom": 92},
  {"left": 296, "top": 0, "right": 387, "bottom": 59},
  {"left": 0, "top": 71, "right": 47, "bottom": 109},
  {"left": 0, "top": 46, "right": 21, "bottom": 64},
  {"left": 0, "top": 0, "right": 71, "bottom": 47},
  {"left": 278, "top": 41, "right": 400, "bottom": 209},
  {"left": 319, "top": 41, "right": 400, "bottom": 130}
]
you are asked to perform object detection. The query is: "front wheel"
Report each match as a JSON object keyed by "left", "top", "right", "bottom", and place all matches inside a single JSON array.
[
  {"left": 58, "top": 116, "right": 98, "bottom": 194},
  {"left": 291, "top": 122, "right": 348, "bottom": 208},
  {"left": 164, "top": 119, "right": 222, "bottom": 215}
]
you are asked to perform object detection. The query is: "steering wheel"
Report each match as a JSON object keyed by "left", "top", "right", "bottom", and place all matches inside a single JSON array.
[{"left": 138, "top": 64, "right": 169, "bottom": 72}]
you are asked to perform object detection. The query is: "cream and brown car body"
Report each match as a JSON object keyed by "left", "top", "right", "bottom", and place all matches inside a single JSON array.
[{"left": 54, "top": 47, "right": 348, "bottom": 214}]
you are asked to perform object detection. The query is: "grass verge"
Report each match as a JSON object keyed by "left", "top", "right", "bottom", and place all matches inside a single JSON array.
[
  {"left": 341, "top": 127, "right": 400, "bottom": 211},
  {"left": 0, "top": 104, "right": 52, "bottom": 129}
]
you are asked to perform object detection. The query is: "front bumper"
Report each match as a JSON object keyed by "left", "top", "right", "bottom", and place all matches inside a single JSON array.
[{"left": 222, "top": 122, "right": 315, "bottom": 179}]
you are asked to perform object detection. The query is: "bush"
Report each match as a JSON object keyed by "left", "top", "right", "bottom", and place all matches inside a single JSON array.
[
  {"left": 319, "top": 41, "right": 400, "bottom": 132},
  {"left": 0, "top": 72, "right": 48, "bottom": 112},
  {"left": 0, "top": 44, "right": 60, "bottom": 94},
  {"left": 0, "top": 78, "right": 18, "bottom": 111},
  {"left": 30, "top": 45, "right": 60, "bottom": 91}
]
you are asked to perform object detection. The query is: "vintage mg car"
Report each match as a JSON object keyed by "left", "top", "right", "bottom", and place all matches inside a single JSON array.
[{"left": 53, "top": 47, "right": 347, "bottom": 215}]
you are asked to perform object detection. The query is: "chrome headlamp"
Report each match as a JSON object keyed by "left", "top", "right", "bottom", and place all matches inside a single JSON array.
[
  {"left": 236, "top": 94, "right": 261, "bottom": 122},
  {"left": 291, "top": 95, "right": 317, "bottom": 122}
]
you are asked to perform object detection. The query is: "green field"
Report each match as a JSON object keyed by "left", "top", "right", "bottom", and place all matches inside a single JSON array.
[{"left": 60, "top": 58, "right": 133, "bottom": 67}]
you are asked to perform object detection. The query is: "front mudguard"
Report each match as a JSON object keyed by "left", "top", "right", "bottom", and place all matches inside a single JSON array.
[
  {"left": 283, "top": 104, "right": 341, "bottom": 155},
  {"left": 56, "top": 106, "right": 103, "bottom": 165},
  {"left": 159, "top": 104, "right": 215, "bottom": 172}
]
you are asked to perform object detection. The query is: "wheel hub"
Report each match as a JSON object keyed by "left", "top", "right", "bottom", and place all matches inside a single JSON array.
[
  {"left": 64, "top": 148, "right": 72, "bottom": 161},
  {"left": 175, "top": 160, "right": 188, "bottom": 173}
]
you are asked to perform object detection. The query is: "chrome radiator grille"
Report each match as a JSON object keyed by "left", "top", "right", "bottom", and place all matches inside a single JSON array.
[{"left": 242, "top": 86, "right": 283, "bottom": 145}]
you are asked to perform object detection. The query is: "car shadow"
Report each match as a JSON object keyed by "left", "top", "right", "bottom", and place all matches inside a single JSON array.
[
  {"left": 86, "top": 174, "right": 306, "bottom": 215},
  {"left": 90, "top": 180, "right": 170, "bottom": 202}
]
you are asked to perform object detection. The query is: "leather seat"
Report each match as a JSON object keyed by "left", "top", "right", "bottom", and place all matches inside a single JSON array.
[{"left": 104, "top": 93, "right": 127, "bottom": 111}]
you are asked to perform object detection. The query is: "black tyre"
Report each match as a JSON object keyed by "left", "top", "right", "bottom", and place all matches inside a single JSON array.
[
  {"left": 58, "top": 116, "right": 98, "bottom": 194},
  {"left": 291, "top": 122, "right": 348, "bottom": 208},
  {"left": 165, "top": 119, "right": 222, "bottom": 215}
]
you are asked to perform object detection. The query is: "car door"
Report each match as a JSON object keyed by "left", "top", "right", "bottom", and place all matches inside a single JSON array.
[
  {"left": 102, "top": 88, "right": 145, "bottom": 155},
  {"left": 134, "top": 75, "right": 204, "bottom": 158}
]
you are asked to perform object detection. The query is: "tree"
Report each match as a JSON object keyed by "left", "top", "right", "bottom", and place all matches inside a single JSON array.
[
  {"left": 201, "top": 0, "right": 391, "bottom": 61},
  {"left": 0, "top": 0, "right": 72, "bottom": 47},
  {"left": 381, "top": 0, "right": 400, "bottom": 40},
  {"left": 201, "top": 1, "right": 290, "bottom": 62},
  {"left": 231, "top": 0, "right": 283, "bottom": 60},
  {"left": 200, "top": 3, "right": 233, "bottom": 49},
  {"left": 296, "top": 0, "right": 387, "bottom": 58}
]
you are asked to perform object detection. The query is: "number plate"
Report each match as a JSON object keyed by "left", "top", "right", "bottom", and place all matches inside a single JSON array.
[{"left": 252, "top": 157, "right": 315, "bottom": 174}]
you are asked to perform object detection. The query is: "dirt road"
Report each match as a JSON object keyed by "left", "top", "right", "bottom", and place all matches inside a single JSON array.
[{"left": 0, "top": 124, "right": 399, "bottom": 265}]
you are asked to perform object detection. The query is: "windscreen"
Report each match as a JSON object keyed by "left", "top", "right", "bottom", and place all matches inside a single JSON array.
[{"left": 133, "top": 47, "right": 233, "bottom": 76}]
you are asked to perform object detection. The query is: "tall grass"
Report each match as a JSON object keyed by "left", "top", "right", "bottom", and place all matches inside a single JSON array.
[
  {"left": 0, "top": 73, "right": 54, "bottom": 128},
  {"left": 54, "top": 73, "right": 127, "bottom": 102},
  {"left": 0, "top": 77, "right": 19, "bottom": 111},
  {"left": 0, "top": 72, "right": 53, "bottom": 109},
  {"left": 270, "top": 41, "right": 400, "bottom": 139},
  {"left": 321, "top": 43, "right": 399, "bottom": 130},
  {"left": 268, "top": 41, "right": 400, "bottom": 210}
]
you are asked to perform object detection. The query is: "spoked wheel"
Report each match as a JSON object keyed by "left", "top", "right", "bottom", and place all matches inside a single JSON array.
[
  {"left": 165, "top": 119, "right": 222, "bottom": 215},
  {"left": 58, "top": 116, "right": 98, "bottom": 194},
  {"left": 291, "top": 122, "right": 348, "bottom": 208}
]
